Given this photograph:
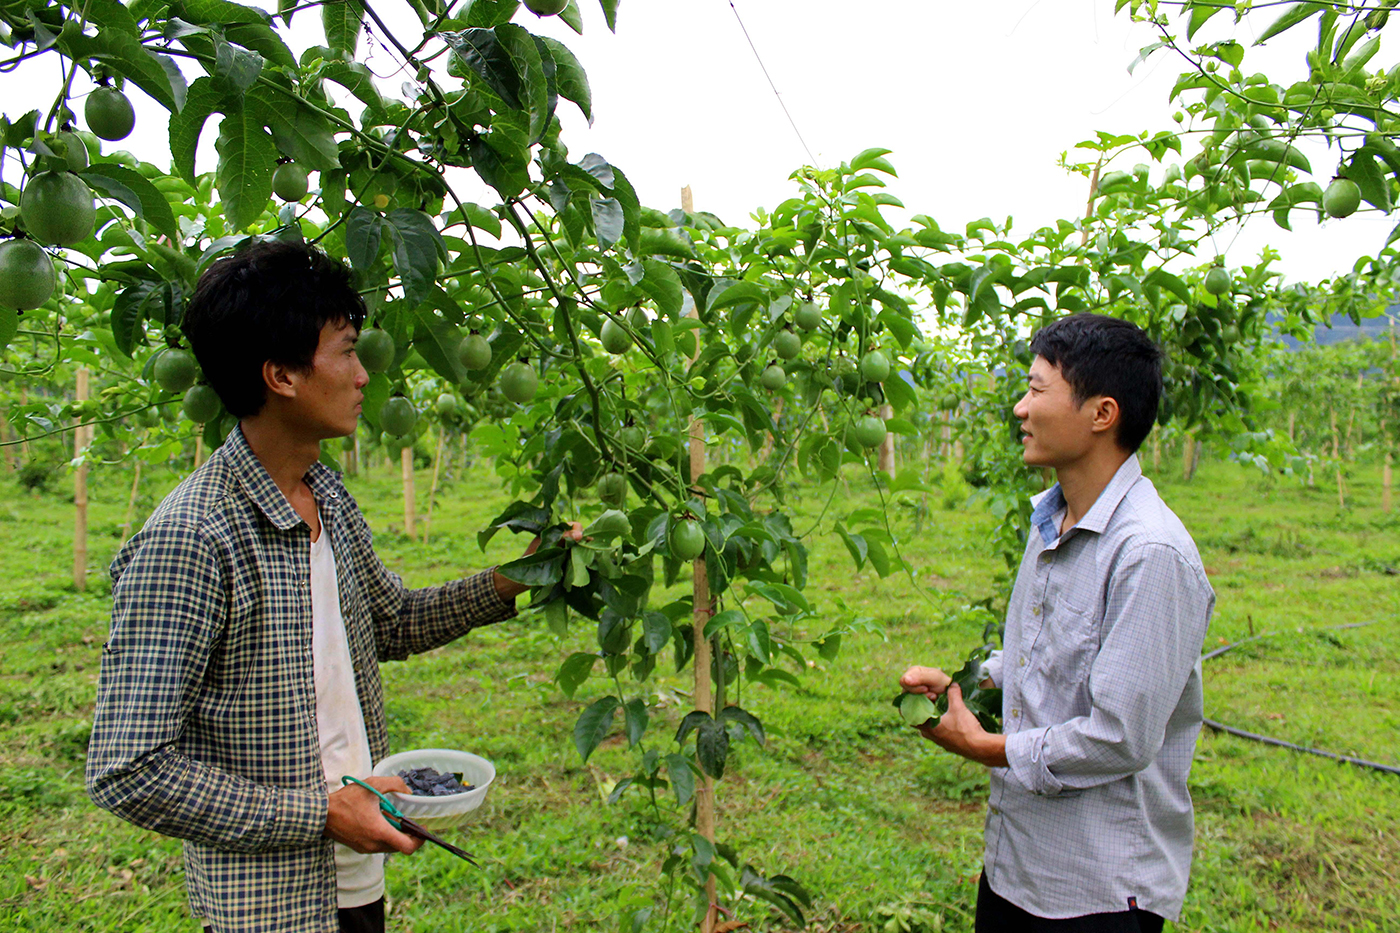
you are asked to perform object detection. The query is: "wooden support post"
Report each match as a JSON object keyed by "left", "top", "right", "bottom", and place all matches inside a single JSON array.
[
  {"left": 0, "top": 411, "right": 14, "bottom": 472},
  {"left": 1182, "top": 432, "right": 1196, "bottom": 482},
  {"left": 422, "top": 428, "right": 445, "bottom": 544},
  {"left": 194, "top": 434, "right": 205, "bottom": 470},
  {"left": 877, "top": 402, "right": 895, "bottom": 474},
  {"left": 73, "top": 368, "right": 90, "bottom": 591},
  {"left": 683, "top": 184, "right": 718, "bottom": 933},
  {"left": 400, "top": 444, "right": 416, "bottom": 538},
  {"left": 1151, "top": 431, "right": 1161, "bottom": 473},
  {"left": 1383, "top": 445, "right": 1393, "bottom": 513}
]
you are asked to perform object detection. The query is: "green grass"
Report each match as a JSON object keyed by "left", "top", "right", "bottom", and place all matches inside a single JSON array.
[{"left": 0, "top": 447, "right": 1396, "bottom": 932}]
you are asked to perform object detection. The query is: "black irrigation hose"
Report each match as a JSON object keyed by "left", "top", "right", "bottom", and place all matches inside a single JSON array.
[{"left": 1201, "top": 620, "right": 1399, "bottom": 776}]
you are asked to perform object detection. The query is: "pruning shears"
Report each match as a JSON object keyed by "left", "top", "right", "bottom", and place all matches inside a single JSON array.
[{"left": 340, "top": 775, "right": 479, "bottom": 866}]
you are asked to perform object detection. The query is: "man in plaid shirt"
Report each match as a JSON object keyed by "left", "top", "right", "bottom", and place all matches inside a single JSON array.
[
  {"left": 86, "top": 241, "right": 573, "bottom": 932},
  {"left": 901, "top": 314, "right": 1214, "bottom": 932}
]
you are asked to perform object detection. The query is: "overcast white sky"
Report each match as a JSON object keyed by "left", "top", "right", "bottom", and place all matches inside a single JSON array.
[{"left": 3, "top": 1, "right": 1393, "bottom": 287}]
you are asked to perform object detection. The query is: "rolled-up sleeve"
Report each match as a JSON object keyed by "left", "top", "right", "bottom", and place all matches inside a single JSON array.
[
  {"left": 980, "top": 650, "right": 1004, "bottom": 688},
  {"left": 344, "top": 507, "right": 517, "bottom": 661},
  {"left": 1006, "top": 544, "right": 1211, "bottom": 795}
]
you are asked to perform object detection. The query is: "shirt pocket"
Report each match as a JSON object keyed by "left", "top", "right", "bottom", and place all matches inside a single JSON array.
[{"left": 1039, "top": 600, "right": 1098, "bottom": 686}]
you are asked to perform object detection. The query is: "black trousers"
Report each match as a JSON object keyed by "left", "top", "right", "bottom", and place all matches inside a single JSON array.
[
  {"left": 203, "top": 898, "right": 384, "bottom": 933},
  {"left": 976, "top": 874, "right": 1166, "bottom": 933}
]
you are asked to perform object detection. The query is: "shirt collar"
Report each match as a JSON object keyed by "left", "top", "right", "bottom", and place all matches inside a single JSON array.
[
  {"left": 220, "top": 425, "right": 345, "bottom": 531},
  {"left": 1028, "top": 454, "right": 1142, "bottom": 546}
]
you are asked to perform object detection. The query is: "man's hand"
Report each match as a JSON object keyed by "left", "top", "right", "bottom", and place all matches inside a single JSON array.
[
  {"left": 899, "top": 665, "right": 952, "bottom": 696},
  {"left": 324, "top": 776, "right": 426, "bottom": 855},
  {"left": 919, "top": 683, "right": 1008, "bottom": 768},
  {"left": 493, "top": 522, "right": 584, "bottom": 599}
]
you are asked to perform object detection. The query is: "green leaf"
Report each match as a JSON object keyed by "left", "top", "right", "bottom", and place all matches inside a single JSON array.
[
  {"left": 641, "top": 611, "right": 671, "bottom": 655},
  {"left": 591, "top": 197, "right": 623, "bottom": 249},
  {"left": 344, "top": 206, "right": 383, "bottom": 271},
  {"left": 665, "top": 753, "right": 695, "bottom": 805},
  {"left": 111, "top": 282, "right": 161, "bottom": 357},
  {"left": 444, "top": 28, "right": 522, "bottom": 110},
  {"left": 322, "top": 0, "right": 364, "bottom": 53},
  {"left": 834, "top": 521, "right": 866, "bottom": 570},
  {"left": 883, "top": 371, "right": 917, "bottom": 413},
  {"left": 214, "top": 104, "right": 278, "bottom": 231},
  {"left": 385, "top": 208, "right": 447, "bottom": 307},
  {"left": 169, "top": 77, "right": 227, "bottom": 183},
  {"left": 247, "top": 85, "right": 342, "bottom": 172},
  {"left": 555, "top": 651, "right": 596, "bottom": 698},
  {"left": 496, "top": 547, "right": 566, "bottom": 587},
  {"left": 623, "top": 697, "right": 648, "bottom": 748},
  {"left": 226, "top": 23, "right": 298, "bottom": 69},
  {"left": 1344, "top": 150, "right": 1391, "bottom": 213},
  {"left": 702, "top": 609, "right": 745, "bottom": 639},
  {"left": 1186, "top": 1, "right": 1225, "bottom": 40},
  {"left": 719, "top": 706, "right": 765, "bottom": 745},
  {"left": 850, "top": 147, "right": 896, "bottom": 175},
  {"left": 574, "top": 695, "right": 620, "bottom": 762},
  {"left": 639, "top": 260, "right": 683, "bottom": 318},
  {"left": 745, "top": 619, "right": 771, "bottom": 663},
  {"left": 172, "top": 0, "right": 272, "bottom": 25},
  {"left": 81, "top": 164, "right": 180, "bottom": 242},
  {"left": 695, "top": 718, "right": 729, "bottom": 779},
  {"left": 85, "top": 0, "right": 142, "bottom": 36},
  {"left": 600, "top": 0, "right": 619, "bottom": 31},
  {"left": 611, "top": 166, "right": 641, "bottom": 254},
  {"left": 320, "top": 61, "right": 383, "bottom": 110},
  {"left": 538, "top": 36, "right": 591, "bottom": 123},
  {"left": 1255, "top": 1, "right": 1325, "bottom": 45},
  {"left": 412, "top": 308, "right": 467, "bottom": 383},
  {"left": 214, "top": 35, "right": 265, "bottom": 90},
  {"left": 57, "top": 23, "right": 187, "bottom": 112}
]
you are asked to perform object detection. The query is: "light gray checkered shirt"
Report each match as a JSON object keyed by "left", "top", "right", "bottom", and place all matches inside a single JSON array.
[{"left": 981, "top": 454, "right": 1214, "bottom": 921}]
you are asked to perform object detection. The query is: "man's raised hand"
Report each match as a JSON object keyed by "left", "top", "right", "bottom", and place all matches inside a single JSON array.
[{"left": 899, "top": 665, "right": 952, "bottom": 696}]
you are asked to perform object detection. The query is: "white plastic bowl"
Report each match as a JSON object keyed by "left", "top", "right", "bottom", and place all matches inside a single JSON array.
[{"left": 371, "top": 748, "right": 495, "bottom": 832}]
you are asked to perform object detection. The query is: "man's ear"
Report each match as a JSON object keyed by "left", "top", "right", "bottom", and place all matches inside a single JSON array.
[
  {"left": 262, "top": 359, "right": 298, "bottom": 401},
  {"left": 1088, "top": 395, "right": 1121, "bottom": 438}
]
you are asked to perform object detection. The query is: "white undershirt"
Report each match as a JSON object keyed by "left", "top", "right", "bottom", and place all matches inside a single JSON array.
[{"left": 310, "top": 513, "right": 385, "bottom": 908}]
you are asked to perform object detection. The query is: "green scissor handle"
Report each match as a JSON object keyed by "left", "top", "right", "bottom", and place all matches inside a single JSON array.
[{"left": 341, "top": 775, "right": 405, "bottom": 829}]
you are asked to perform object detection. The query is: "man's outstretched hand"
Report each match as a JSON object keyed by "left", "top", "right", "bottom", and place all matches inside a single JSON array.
[
  {"left": 325, "top": 776, "right": 425, "bottom": 855},
  {"left": 919, "top": 683, "right": 1009, "bottom": 768},
  {"left": 899, "top": 665, "right": 952, "bottom": 696},
  {"left": 493, "top": 522, "right": 584, "bottom": 599}
]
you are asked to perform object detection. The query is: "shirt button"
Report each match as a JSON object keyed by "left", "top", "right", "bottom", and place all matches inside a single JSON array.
[
  {"left": 1031, "top": 604, "right": 1042, "bottom": 617},
  {"left": 1018, "top": 657, "right": 1027, "bottom": 667},
  {"left": 1011, "top": 709, "right": 1020, "bottom": 718},
  {"left": 990, "top": 806, "right": 1000, "bottom": 815}
]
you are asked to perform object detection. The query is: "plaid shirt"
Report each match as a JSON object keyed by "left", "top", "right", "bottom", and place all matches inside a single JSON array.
[
  {"left": 86, "top": 426, "right": 516, "bottom": 932},
  {"left": 980, "top": 455, "right": 1215, "bottom": 921}
]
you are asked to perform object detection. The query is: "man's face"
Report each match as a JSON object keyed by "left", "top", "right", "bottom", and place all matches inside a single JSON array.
[
  {"left": 289, "top": 319, "right": 368, "bottom": 439},
  {"left": 1011, "top": 355, "right": 1099, "bottom": 469}
]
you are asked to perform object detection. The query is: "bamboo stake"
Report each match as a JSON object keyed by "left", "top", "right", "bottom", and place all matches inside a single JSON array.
[
  {"left": 194, "top": 434, "right": 205, "bottom": 470},
  {"left": 1151, "top": 431, "right": 1161, "bottom": 473},
  {"left": 422, "top": 428, "right": 445, "bottom": 544},
  {"left": 120, "top": 458, "right": 143, "bottom": 546},
  {"left": 877, "top": 402, "right": 895, "bottom": 474},
  {"left": 18, "top": 388, "right": 31, "bottom": 457},
  {"left": 683, "top": 184, "right": 718, "bottom": 933},
  {"left": 1182, "top": 432, "right": 1196, "bottom": 482},
  {"left": 0, "top": 411, "right": 14, "bottom": 471},
  {"left": 400, "top": 444, "right": 416, "bottom": 538},
  {"left": 73, "top": 368, "right": 89, "bottom": 591},
  {"left": 1383, "top": 444, "right": 1393, "bottom": 513}
]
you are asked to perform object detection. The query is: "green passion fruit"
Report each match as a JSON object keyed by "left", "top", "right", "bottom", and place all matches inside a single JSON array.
[
  {"left": 435, "top": 393, "right": 458, "bottom": 418},
  {"left": 500, "top": 361, "right": 538, "bottom": 404},
  {"left": 154, "top": 348, "right": 199, "bottom": 394},
  {"left": 0, "top": 239, "right": 56, "bottom": 310},
  {"left": 1204, "top": 266, "right": 1231, "bottom": 296},
  {"left": 773, "top": 329, "right": 801, "bottom": 361},
  {"left": 52, "top": 131, "right": 89, "bottom": 171},
  {"left": 356, "top": 328, "right": 395, "bottom": 373},
  {"left": 597, "top": 471, "right": 627, "bottom": 507},
  {"left": 760, "top": 363, "right": 787, "bottom": 390},
  {"left": 182, "top": 384, "right": 222, "bottom": 424},
  {"left": 860, "top": 350, "right": 890, "bottom": 383},
  {"left": 272, "top": 162, "right": 310, "bottom": 202},
  {"left": 619, "top": 425, "right": 646, "bottom": 450},
  {"left": 794, "top": 301, "right": 822, "bottom": 331},
  {"left": 853, "top": 414, "right": 887, "bottom": 449},
  {"left": 669, "top": 520, "right": 705, "bottom": 561},
  {"left": 1323, "top": 177, "right": 1361, "bottom": 218},
  {"left": 85, "top": 87, "right": 136, "bottom": 141},
  {"left": 20, "top": 171, "right": 96, "bottom": 246},
  {"left": 457, "top": 333, "right": 492, "bottom": 371},
  {"left": 379, "top": 396, "right": 418, "bottom": 437},
  {"left": 523, "top": 0, "right": 569, "bottom": 13},
  {"left": 600, "top": 318, "right": 632, "bottom": 354}
]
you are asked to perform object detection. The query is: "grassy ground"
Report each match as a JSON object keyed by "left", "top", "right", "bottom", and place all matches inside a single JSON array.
[{"left": 0, "top": 445, "right": 1395, "bottom": 932}]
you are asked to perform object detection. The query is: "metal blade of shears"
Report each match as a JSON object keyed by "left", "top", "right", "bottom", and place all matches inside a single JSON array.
[{"left": 396, "top": 815, "right": 480, "bottom": 866}]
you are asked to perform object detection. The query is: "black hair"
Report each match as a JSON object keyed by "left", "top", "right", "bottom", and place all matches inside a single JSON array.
[
  {"left": 181, "top": 240, "right": 366, "bottom": 418},
  {"left": 1028, "top": 312, "right": 1163, "bottom": 453}
]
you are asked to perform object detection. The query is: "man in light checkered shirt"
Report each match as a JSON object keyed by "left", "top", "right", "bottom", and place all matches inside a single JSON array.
[
  {"left": 901, "top": 313, "right": 1214, "bottom": 932},
  {"left": 86, "top": 241, "right": 576, "bottom": 932}
]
